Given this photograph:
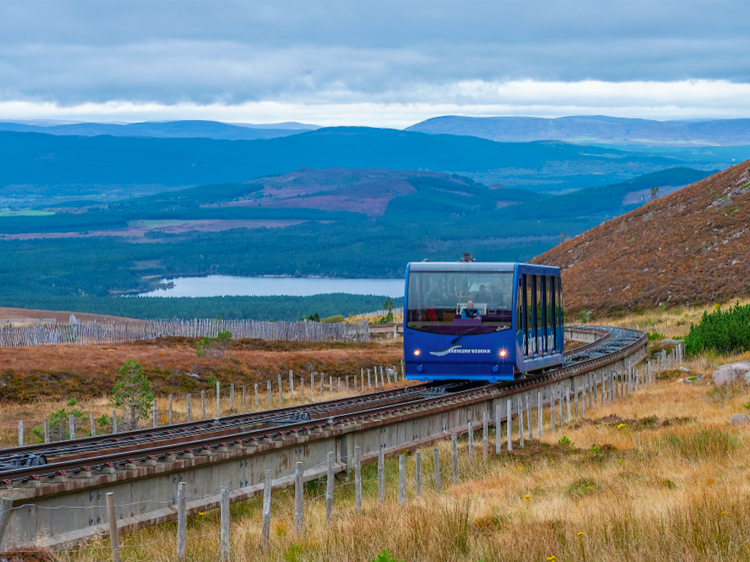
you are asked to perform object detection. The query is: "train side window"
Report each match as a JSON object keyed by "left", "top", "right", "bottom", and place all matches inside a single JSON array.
[
  {"left": 516, "top": 277, "right": 523, "bottom": 334},
  {"left": 543, "top": 276, "right": 554, "bottom": 353},
  {"left": 549, "top": 277, "right": 557, "bottom": 352},
  {"left": 530, "top": 275, "right": 537, "bottom": 355},
  {"left": 523, "top": 274, "right": 530, "bottom": 356},
  {"left": 540, "top": 276, "right": 548, "bottom": 354},
  {"left": 558, "top": 280, "right": 565, "bottom": 329}
]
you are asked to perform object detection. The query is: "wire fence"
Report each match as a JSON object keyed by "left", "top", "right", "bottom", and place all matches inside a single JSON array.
[{"left": 0, "top": 318, "right": 370, "bottom": 347}]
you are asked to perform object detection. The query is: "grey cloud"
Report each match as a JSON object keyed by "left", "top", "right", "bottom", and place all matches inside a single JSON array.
[{"left": 0, "top": 0, "right": 749, "bottom": 105}]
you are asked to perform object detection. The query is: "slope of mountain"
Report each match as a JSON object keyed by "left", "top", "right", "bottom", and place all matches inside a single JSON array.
[
  {"left": 498, "top": 167, "right": 714, "bottom": 222},
  {"left": 0, "top": 127, "right": 685, "bottom": 204},
  {"left": 407, "top": 115, "right": 750, "bottom": 147},
  {"left": 0, "top": 120, "right": 318, "bottom": 140},
  {"left": 532, "top": 161, "right": 750, "bottom": 316}
]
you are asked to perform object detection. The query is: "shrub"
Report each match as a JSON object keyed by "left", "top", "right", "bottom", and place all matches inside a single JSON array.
[
  {"left": 196, "top": 330, "right": 233, "bottom": 358},
  {"left": 66, "top": 397, "right": 77, "bottom": 406},
  {"left": 647, "top": 332, "right": 665, "bottom": 341},
  {"left": 558, "top": 436, "right": 574, "bottom": 447},
  {"left": 684, "top": 302, "right": 750, "bottom": 355},
  {"left": 321, "top": 314, "right": 345, "bottom": 324},
  {"left": 32, "top": 407, "right": 86, "bottom": 442}
]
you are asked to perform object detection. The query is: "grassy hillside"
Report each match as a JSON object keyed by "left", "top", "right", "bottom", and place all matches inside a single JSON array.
[{"left": 533, "top": 160, "right": 750, "bottom": 316}]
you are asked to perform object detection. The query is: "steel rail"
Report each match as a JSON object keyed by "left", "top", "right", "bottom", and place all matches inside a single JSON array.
[
  {"left": 0, "top": 326, "right": 645, "bottom": 485},
  {"left": 0, "top": 380, "right": 436, "bottom": 464}
]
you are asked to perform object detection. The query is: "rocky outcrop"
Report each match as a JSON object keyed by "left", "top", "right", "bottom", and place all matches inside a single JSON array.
[{"left": 712, "top": 362, "right": 750, "bottom": 387}]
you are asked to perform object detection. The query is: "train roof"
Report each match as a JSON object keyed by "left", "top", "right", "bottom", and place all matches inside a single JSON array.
[{"left": 408, "top": 262, "right": 560, "bottom": 275}]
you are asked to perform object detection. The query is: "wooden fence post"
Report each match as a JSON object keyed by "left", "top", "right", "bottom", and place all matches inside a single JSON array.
[
  {"left": 254, "top": 384, "right": 259, "bottom": 406},
  {"left": 44, "top": 419, "right": 50, "bottom": 443},
  {"left": 187, "top": 394, "right": 192, "bottom": 422},
  {"left": 18, "top": 420, "right": 23, "bottom": 447},
  {"left": 482, "top": 411, "right": 488, "bottom": 461},
  {"left": 112, "top": 410, "right": 117, "bottom": 434},
  {"left": 216, "top": 381, "right": 221, "bottom": 417},
  {"left": 468, "top": 419, "right": 474, "bottom": 466},
  {"left": 90, "top": 413, "right": 96, "bottom": 437},
  {"left": 495, "top": 404, "right": 502, "bottom": 454},
  {"left": 550, "top": 391, "right": 556, "bottom": 432},
  {"left": 295, "top": 461, "right": 304, "bottom": 533},
  {"left": 69, "top": 414, "right": 75, "bottom": 440},
  {"left": 320, "top": 373, "right": 325, "bottom": 394},
  {"left": 329, "top": 375, "right": 333, "bottom": 395},
  {"left": 378, "top": 449, "right": 385, "bottom": 503},
  {"left": 220, "top": 487, "right": 230, "bottom": 562},
  {"left": 399, "top": 454, "right": 406, "bottom": 506},
  {"left": 506, "top": 399, "right": 512, "bottom": 451},
  {"left": 201, "top": 390, "right": 206, "bottom": 420},
  {"left": 176, "top": 481, "right": 187, "bottom": 561},
  {"left": 346, "top": 375, "right": 350, "bottom": 395},
  {"left": 230, "top": 384, "right": 235, "bottom": 412},
  {"left": 261, "top": 469, "right": 272, "bottom": 553},
  {"left": 106, "top": 492, "right": 121, "bottom": 562},
  {"left": 267, "top": 380, "right": 272, "bottom": 405},
  {"left": 368, "top": 369, "right": 372, "bottom": 389},
  {"left": 517, "top": 396, "right": 524, "bottom": 448},
  {"left": 278, "top": 374, "right": 283, "bottom": 402},
  {"left": 526, "top": 393, "right": 532, "bottom": 442},
  {"left": 355, "top": 446, "right": 362, "bottom": 511},
  {"left": 566, "top": 387, "right": 571, "bottom": 422},
  {"left": 451, "top": 433, "right": 458, "bottom": 483},
  {"left": 289, "top": 370, "right": 295, "bottom": 398},
  {"left": 434, "top": 447, "right": 441, "bottom": 492},
  {"left": 168, "top": 394, "right": 173, "bottom": 425},
  {"left": 326, "top": 452, "right": 334, "bottom": 522},
  {"left": 153, "top": 398, "right": 158, "bottom": 427},
  {"left": 311, "top": 373, "right": 316, "bottom": 396},
  {"left": 537, "top": 391, "right": 543, "bottom": 439}
]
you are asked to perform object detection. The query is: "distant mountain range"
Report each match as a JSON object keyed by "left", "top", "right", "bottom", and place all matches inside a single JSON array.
[
  {"left": 0, "top": 120, "right": 319, "bottom": 141},
  {"left": 407, "top": 115, "right": 750, "bottom": 147},
  {"left": 0, "top": 127, "right": 692, "bottom": 204}
]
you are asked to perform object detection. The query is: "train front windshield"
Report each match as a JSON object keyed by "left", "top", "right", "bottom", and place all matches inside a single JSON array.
[{"left": 406, "top": 271, "right": 514, "bottom": 336}]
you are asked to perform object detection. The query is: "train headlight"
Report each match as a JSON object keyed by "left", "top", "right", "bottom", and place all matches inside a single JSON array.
[
  {"left": 414, "top": 349, "right": 421, "bottom": 356},
  {"left": 499, "top": 349, "right": 508, "bottom": 358}
]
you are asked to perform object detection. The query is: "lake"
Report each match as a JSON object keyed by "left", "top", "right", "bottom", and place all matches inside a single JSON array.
[{"left": 139, "top": 275, "right": 405, "bottom": 298}]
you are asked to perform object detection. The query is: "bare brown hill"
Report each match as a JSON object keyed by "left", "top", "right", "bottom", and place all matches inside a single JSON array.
[{"left": 532, "top": 160, "right": 750, "bottom": 317}]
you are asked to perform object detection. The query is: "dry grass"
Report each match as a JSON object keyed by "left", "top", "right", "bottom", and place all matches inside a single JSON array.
[
  {"left": 53, "top": 363, "right": 750, "bottom": 562},
  {"left": 588, "top": 296, "right": 750, "bottom": 340}
]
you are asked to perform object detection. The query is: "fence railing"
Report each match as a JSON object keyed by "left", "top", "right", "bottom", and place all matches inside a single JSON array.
[
  {"left": 0, "top": 319, "right": 370, "bottom": 347},
  {"left": 356, "top": 307, "right": 403, "bottom": 319}
]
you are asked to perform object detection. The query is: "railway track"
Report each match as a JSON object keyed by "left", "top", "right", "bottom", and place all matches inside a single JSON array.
[{"left": 0, "top": 325, "right": 643, "bottom": 486}]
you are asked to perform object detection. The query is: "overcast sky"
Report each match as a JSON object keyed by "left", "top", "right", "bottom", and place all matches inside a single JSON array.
[{"left": 1, "top": 0, "right": 749, "bottom": 127}]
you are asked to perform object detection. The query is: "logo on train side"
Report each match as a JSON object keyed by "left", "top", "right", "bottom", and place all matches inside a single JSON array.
[{"left": 430, "top": 345, "right": 492, "bottom": 357}]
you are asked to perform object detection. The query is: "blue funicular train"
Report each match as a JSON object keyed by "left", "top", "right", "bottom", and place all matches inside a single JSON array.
[{"left": 403, "top": 254, "right": 564, "bottom": 382}]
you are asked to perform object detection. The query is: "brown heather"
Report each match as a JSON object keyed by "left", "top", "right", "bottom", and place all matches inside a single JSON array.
[{"left": 533, "top": 160, "right": 750, "bottom": 317}]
